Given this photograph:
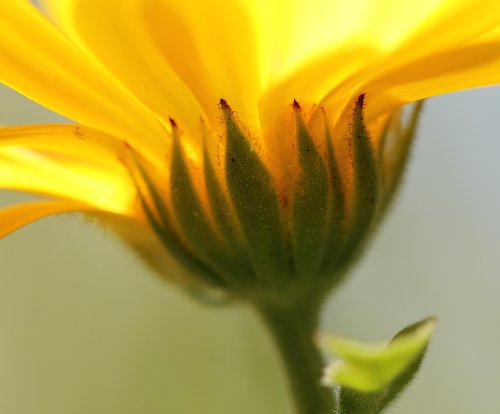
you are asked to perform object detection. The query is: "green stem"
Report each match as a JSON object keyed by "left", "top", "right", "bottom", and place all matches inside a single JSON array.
[{"left": 255, "top": 301, "right": 336, "bottom": 414}]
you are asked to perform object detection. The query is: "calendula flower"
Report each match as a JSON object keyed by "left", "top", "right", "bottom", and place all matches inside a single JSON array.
[
  {"left": 1, "top": 1, "right": 499, "bottom": 298},
  {"left": 2, "top": 2, "right": 499, "bottom": 413}
]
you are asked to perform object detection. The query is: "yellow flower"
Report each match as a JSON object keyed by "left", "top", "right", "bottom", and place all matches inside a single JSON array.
[{"left": 1, "top": 0, "right": 499, "bottom": 298}]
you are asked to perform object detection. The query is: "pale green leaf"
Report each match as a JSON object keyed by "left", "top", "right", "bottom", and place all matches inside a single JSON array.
[{"left": 322, "top": 317, "right": 436, "bottom": 393}]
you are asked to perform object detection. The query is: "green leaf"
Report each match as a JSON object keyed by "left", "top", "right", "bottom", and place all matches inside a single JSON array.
[
  {"left": 322, "top": 317, "right": 436, "bottom": 414},
  {"left": 380, "top": 317, "right": 435, "bottom": 409}
]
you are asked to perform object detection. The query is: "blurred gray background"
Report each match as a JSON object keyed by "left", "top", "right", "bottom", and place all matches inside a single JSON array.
[{"left": 1, "top": 80, "right": 500, "bottom": 413}]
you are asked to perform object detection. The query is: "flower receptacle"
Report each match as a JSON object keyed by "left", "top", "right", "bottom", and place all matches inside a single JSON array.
[{"left": 130, "top": 97, "right": 422, "bottom": 310}]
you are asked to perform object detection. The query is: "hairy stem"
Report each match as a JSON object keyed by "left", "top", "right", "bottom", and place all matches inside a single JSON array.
[{"left": 256, "top": 301, "right": 336, "bottom": 414}]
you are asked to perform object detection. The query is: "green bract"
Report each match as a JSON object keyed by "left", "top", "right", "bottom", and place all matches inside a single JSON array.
[{"left": 131, "top": 96, "right": 423, "bottom": 309}]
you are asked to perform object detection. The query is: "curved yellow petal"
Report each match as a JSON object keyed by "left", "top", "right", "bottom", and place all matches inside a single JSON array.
[
  {"left": 0, "top": 0, "right": 166, "bottom": 156},
  {"left": 43, "top": 0, "right": 262, "bottom": 136},
  {"left": 359, "top": 0, "right": 500, "bottom": 120},
  {"left": 0, "top": 200, "right": 88, "bottom": 238},
  {"left": 41, "top": 0, "right": 204, "bottom": 142},
  {"left": 253, "top": 0, "right": 465, "bottom": 82},
  {"left": 260, "top": 0, "right": 500, "bottom": 131},
  {"left": 365, "top": 42, "right": 500, "bottom": 122},
  {"left": 259, "top": 44, "right": 381, "bottom": 129},
  {"left": 474, "top": 25, "right": 500, "bottom": 44},
  {"left": 0, "top": 125, "right": 137, "bottom": 215},
  {"left": 144, "top": 0, "right": 262, "bottom": 130}
]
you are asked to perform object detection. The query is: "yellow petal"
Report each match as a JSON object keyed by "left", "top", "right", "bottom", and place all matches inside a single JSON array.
[
  {"left": 360, "top": 0, "right": 500, "bottom": 120},
  {"left": 260, "top": 0, "right": 500, "bottom": 131},
  {"left": 260, "top": 44, "right": 381, "bottom": 130},
  {"left": 0, "top": 125, "right": 137, "bottom": 215},
  {"left": 41, "top": 0, "right": 203, "bottom": 142},
  {"left": 144, "top": 0, "right": 262, "bottom": 130},
  {"left": 0, "top": 200, "right": 87, "bottom": 238},
  {"left": 473, "top": 24, "right": 500, "bottom": 44},
  {"left": 0, "top": 0, "right": 166, "bottom": 156},
  {"left": 254, "top": 0, "right": 465, "bottom": 82},
  {"left": 365, "top": 41, "right": 500, "bottom": 122},
  {"left": 43, "top": 0, "right": 262, "bottom": 135}
]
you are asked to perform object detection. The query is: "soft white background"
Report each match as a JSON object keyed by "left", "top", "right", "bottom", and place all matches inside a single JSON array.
[{"left": 1, "top": 60, "right": 499, "bottom": 413}]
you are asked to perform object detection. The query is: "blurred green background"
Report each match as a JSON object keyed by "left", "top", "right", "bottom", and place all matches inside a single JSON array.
[{"left": 1, "top": 78, "right": 500, "bottom": 412}]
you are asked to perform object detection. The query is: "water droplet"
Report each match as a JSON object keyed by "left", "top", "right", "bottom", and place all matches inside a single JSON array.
[{"left": 187, "top": 287, "right": 233, "bottom": 306}]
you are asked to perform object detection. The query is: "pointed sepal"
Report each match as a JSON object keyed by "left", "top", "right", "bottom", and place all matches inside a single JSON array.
[
  {"left": 291, "top": 101, "right": 329, "bottom": 277},
  {"left": 332, "top": 94, "right": 380, "bottom": 271},
  {"left": 221, "top": 99, "right": 291, "bottom": 283},
  {"left": 378, "top": 100, "right": 424, "bottom": 213}
]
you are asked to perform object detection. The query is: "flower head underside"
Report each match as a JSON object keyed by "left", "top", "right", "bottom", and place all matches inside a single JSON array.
[{"left": 0, "top": 0, "right": 499, "bottom": 300}]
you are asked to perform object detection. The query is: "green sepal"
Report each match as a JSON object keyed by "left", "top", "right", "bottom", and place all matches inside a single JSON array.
[
  {"left": 202, "top": 142, "right": 255, "bottom": 283},
  {"left": 169, "top": 125, "right": 239, "bottom": 284},
  {"left": 321, "top": 114, "right": 346, "bottom": 273},
  {"left": 322, "top": 317, "right": 436, "bottom": 414},
  {"left": 378, "top": 100, "right": 424, "bottom": 212},
  {"left": 331, "top": 95, "right": 379, "bottom": 270},
  {"left": 126, "top": 149, "right": 225, "bottom": 287},
  {"left": 291, "top": 101, "right": 329, "bottom": 278},
  {"left": 202, "top": 141, "right": 242, "bottom": 248},
  {"left": 221, "top": 99, "right": 291, "bottom": 283}
]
